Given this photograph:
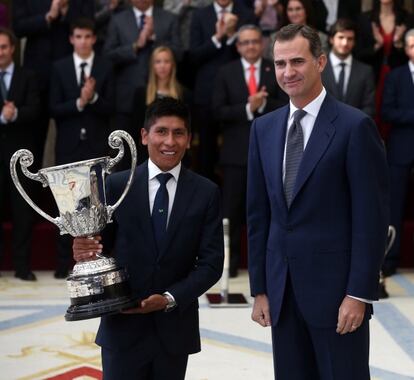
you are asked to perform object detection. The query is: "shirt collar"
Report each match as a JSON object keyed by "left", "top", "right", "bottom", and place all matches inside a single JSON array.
[
  {"left": 289, "top": 87, "right": 327, "bottom": 121},
  {"left": 214, "top": 1, "right": 233, "bottom": 15},
  {"left": 329, "top": 51, "right": 353, "bottom": 68},
  {"left": 73, "top": 52, "right": 94, "bottom": 68},
  {"left": 133, "top": 5, "right": 153, "bottom": 18},
  {"left": 241, "top": 57, "right": 262, "bottom": 71},
  {"left": 409, "top": 60, "right": 414, "bottom": 74},
  {"left": 0, "top": 61, "right": 14, "bottom": 75},
  {"left": 148, "top": 158, "right": 181, "bottom": 182}
]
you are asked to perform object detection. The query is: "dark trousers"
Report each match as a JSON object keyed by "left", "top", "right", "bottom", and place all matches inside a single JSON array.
[
  {"left": 0, "top": 155, "right": 35, "bottom": 274},
  {"left": 382, "top": 163, "right": 411, "bottom": 273},
  {"left": 272, "top": 275, "right": 370, "bottom": 380},
  {"left": 222, "top": 165, "right": 247, "bottom": 274}
]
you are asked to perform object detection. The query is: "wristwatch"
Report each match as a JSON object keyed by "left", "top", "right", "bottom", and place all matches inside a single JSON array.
[{"left": 163, "top": 292, "right": 177, "bottom": 312}]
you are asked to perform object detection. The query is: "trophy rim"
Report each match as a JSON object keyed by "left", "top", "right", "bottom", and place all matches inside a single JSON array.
[{"left": 38, "top": 156, "right": 110, "bottom": 174}]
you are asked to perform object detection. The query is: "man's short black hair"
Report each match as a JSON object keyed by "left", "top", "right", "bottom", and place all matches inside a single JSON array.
[
  {"left": 329, "top": 18, "right": 357, "bottom": 39},
  {"left": 144, "top": 97, "right": 191, "bottom": 132},
  {"left": 70, "top": 18, "right": 96, "bottom": 35},
  {"left": 0, "top": 27, "right": 17, "bottom": 47}
]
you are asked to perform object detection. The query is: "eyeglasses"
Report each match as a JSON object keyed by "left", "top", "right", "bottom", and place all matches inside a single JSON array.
[{"left": 238, "top": 39, "right": 261, "bottom": 46}]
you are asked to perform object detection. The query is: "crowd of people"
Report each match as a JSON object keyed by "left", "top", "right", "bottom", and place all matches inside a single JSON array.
[{"left": 0, "top": 0, "right": 412, "bottom": 286}]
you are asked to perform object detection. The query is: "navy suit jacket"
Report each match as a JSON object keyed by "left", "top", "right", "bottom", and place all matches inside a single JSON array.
[
  {"left": 382, "top": 64, "right": 414, "bottom": 165},
  {"left": 95, "top": 163, "right": 224, "bottom": 354},
  {"left": 247, "top": 94, "right": 389, "bottom": 328},
  {"left": 49, "top": 54, "right": 115, "bottom": 164}
]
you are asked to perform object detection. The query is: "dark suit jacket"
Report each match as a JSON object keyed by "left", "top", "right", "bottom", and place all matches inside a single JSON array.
[
  {"left": 0, "top": 66, "right": 40, "bottom": 160},
  {"left": 382, "top": 64, "right": 414, "bottom": 165},
  {"left": 322, "top": 56, "right": 375, "bottom": 117},
  {"left": 12, "top": 0, "right": 94, "bottom": 91},
  {"left": 247, "top": 94, "right": 389, "bottom": 328},
  {"left": 189, "top": 3, "right": 256, "bottom": 106},
  {"left": 95, "top": 163, "right": 224, "bottom": 354},
  {"left": 49, "top": 54, "right": 115, "bottom": 164},
  {"left": 213, "top": 58, "right": 288, "bottom": 166},
  {"left": 103, "top": 6, "right": 181, "bottom": 113}
]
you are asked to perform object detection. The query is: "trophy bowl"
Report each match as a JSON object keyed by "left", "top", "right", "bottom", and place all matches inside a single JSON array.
[{"left": 10, "top": 130, "right": 138, "bottom": 321}]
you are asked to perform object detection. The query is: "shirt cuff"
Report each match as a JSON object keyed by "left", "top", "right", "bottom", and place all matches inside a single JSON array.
[
  {"left": 347, "top": 295, "right": 373, "bottom": 304},
  {"left": 90, "top": 93, "right": 99, "bottom": 104},
  {"left": 226, "top": 34, "right": 237, "bottom": 46},
  {"left": 0, "top": 113, "right": 7, "bottom": 124},
  {"left": 246, "top": 103, "right": 254, "bottom": 121},
  {"left": 211, "top": 35, "right": 222, "bottom": 49},
  {"left": 76, "top": 98, "right": 85, "bottom": 112},
  {"left": 257, "top": 99, "right": 267, "bottom": 114}
]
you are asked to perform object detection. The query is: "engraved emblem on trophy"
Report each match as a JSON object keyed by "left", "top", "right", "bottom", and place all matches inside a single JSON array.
[{"left": 10, "top": 130, "right": 138, "bottom": 321}]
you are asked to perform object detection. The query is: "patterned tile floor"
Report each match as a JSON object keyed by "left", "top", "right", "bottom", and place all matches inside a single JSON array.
[{"left": 0, "top": 270, "right": 413, "bottom": 380}]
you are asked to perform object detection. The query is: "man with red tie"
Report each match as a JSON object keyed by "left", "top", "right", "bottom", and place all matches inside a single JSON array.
[{"left": 212, "top": 24, "right": 287, "bottom": 277}]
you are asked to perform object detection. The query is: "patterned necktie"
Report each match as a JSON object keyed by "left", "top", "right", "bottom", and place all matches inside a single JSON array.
[
  {"left": 138, "top": 14, "right": 145, "bottom": 32},
  {"left": 337, "top": 62, "right": 346, "bottom": 101},
  {"left": 284, "top": 109, "right": 307, "bottom": 207},
  {"left": 0, "top": 71, "right": 8, "bottom": 101},
  {"left": 79, "top": 62, "right": 87, "bottom": 88},
  {"left": 152, "top": 173, "right": 173, "bottom": 251},
  {"left": 248, "top": 65, "right": 257, "bottom": 96}
]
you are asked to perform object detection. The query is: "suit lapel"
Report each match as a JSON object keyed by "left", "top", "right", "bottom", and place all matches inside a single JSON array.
[
  {"left": 125, "top": 7, "right": 140, "bottom": 40},
  {"left": 236, "top": 61, "right": 249, "bottom": 97},
  {"left": 7, "top": 67, "right": 19, "bottom": 101},
  {"left": 258, "top": 60, "right": 273, "bottom": 89},
  {"left": 345, "top": 61, "right": 358, "bottom": 102},
  {"left": 69, "top": 57, "right": 80, "bottom": 92},
  {"left": 290, "top": 95, "right": 336, "bottom": 204},
  {"left": 325, "top": 59, "right": 340, "bottom": 98}
]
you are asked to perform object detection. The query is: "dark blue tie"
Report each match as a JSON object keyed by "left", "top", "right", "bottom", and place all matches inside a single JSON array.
[
  {"left": 0, "top": 71, "right": 8, "bottom": 101},
  {"left": 337, "top": 62, "right": 346, "bottom": 101},
  {"left": 284, "top": 109, "right": 306, "bottom": 207},
  {"left": 79, "top": 62, "right": 87, "bottom": 88},
  {"left": 152, "top": 173, "right": 172, "bottom": 251},
  {"left": 138, "top": 14, "right": 145, "bottom": 32}
]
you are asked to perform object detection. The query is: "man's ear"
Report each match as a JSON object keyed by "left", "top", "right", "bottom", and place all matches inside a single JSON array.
[{"left": 141, "top": 128, "right": 148, "bottom": 146}]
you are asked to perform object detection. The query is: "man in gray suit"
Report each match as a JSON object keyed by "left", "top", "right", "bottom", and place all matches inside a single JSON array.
[
  {"left": 103, "top": 0, "right": 181, "bottom": 147},
  {"left": 322, "top": 18, "right": 375, "bottom": 117}
]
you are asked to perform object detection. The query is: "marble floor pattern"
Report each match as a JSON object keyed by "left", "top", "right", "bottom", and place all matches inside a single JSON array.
[{"left": 0, "top": 270, "right": 413, "bottom": 380}]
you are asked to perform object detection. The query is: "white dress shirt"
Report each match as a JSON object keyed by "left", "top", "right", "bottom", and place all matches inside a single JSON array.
[
  {"left": 0, "top": 62, "right": 18, "bottom": 124},
  {"left": 409, "top": 60, "right": 414, "bottom": 83},
  {"left": 73, "top": 52, "right": 98, "bottom": 111},
  {"left": 133, "top": 5, "right": 153, "bottom": 27},
  {"left": 322, "top": 0, "right": 338, "bottom": 30},
  {"left": 329, "top": 52, "right": 352, "bottom": 98}
]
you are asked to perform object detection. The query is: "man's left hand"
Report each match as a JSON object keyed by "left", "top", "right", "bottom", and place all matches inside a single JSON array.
[
  {"left": 336, "top": 296, "right": 366, "bottom": 335},
  {"left": 122, "top": 294, "right": 168, "bottom": 314}
]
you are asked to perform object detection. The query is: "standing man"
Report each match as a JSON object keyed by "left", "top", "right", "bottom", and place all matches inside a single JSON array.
[
  {"left": 247, "top": 24, "right": 388, "bottom": 379},
  {"left": 103, "top": 0, "right": 181, "bottom": 148},
  {"left": 0, "top": 28, "right": 40, "bottom": 281},
  {"left": 213, "top": 24, "right": 287, "bottom": 277},
  {"left": 72, "top": 97, "right": 224, "bottom": 380},
  {"left": 381, "top": 28, "right": 414, "bottom": 277},
  {"left": 50, "top": 18, "right": 115, "bottom": 278},
  {"left": 322, "top": 18, "right": 375, "bottom": 117}
]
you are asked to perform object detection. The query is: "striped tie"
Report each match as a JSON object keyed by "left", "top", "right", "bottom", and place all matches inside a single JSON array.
[{"left": 284, "top": 109, "right": 306, "bottom": 207}]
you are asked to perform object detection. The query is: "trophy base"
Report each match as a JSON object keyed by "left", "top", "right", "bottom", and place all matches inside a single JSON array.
[{"left": 65, "top": 296, "right": 139, "bottom": 321}]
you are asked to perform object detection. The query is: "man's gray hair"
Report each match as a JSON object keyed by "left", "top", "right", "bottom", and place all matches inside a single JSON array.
[
  {"left": 405, "top": 28, "right": 414, "bottom": 45},
  {"left": 237, "top": 24, "right": 263, "bottom": 41}
]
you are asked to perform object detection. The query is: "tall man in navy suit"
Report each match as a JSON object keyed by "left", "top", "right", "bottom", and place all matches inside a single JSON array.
[
  {"left": 213, "top": 24, "right": 287, "bottom": 277},
  {"left": 72, "top": 97, "right": 224, "bottom": 380},
  {"left": 381, "top": 29, "right": 414, "bottom": 277},
  {"left": 247, "top": 24, "right": 389, "bottom": 380},
  {"left": 50, "top": 18, "right": 114, "bottom": 279}
]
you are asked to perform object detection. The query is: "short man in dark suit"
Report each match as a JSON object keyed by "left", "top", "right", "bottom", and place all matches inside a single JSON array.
[
  {"left": 103, "top": 0, "right": 181, "bottom": 145},
  {"left": 0, "top": 28, "right": 40, "bottom": 281},
  {"left": 50, "top": 18, "right": 115, "bottom": 278},
  {"left": 12, "top": 0, "right": 94, "bottom": 158},
  {"left": 248, "top": 24, "right": 388, "bottom": 379},
  {"left": 72, "top": 97, "right": 224, "bottom": 380},
  {"left": 322, "top": 18, "right": 375, "bottom": 117},
  {"left": 189, "top": 0, "right": 255, "bottom": 180},
  {"left": 213, "top": 24, "right": 287, "bottom": 277},
  {"left": 381, "top": 28, "right": 414, "bottom": 277}
]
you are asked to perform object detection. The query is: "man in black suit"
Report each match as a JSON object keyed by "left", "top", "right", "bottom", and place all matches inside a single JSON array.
[
  {"left": 50, "top": 18, "right": 115, "bottom": 278},
  {"left": 322, "top": 18, "right": 375, "bottom": 117},
  {"left": 213, "top": 24, "right": 287, "bottom": 277},
  {"left": 0, "top": 28, "right": 40, "bottom": 281},
  {"left": 12, "top": 0, "right": 94, "bottom": 159},
  {"left": 72, "top": 97, "right": 224, "bottom": 380},
  {"left": 103, "top": 0, "right": 181, "bottom": 146},
  {"left": 189, "top": 0, "right": 255, "bottom": 180}
]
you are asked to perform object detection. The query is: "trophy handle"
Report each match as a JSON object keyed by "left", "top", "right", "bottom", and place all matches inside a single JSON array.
[
  {"left": 105, "top": 130, "right": 137, "bottom": 220},
  {"left": 385, "top": 225, "right": 396, "bottom": 256},
  {"left": 10, "top": 149, "right": 62, "bottom": 228}
]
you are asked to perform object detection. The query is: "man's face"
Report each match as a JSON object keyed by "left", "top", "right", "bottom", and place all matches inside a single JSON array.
[
  {"left": 405, "top": 35, "right": 414, "bottom": 63},
  {"left": 273, "top": 35, "right": 326, "bottom": 106},
  {"left": 131, "top": 0, "right": 153, "bottom": 11},
  {"left": 141, "top": 116, "right": 191, "bottom": 172},
  {"left": 70, "top": 28, "right": 96, "bottom": 58},
  {"left": 236, "top": 29, "right": 263, "bottom": 63},
  {"left": 330, "top": 30, "right": 355, "bottom": 59},
  {"left": 215, "top": 0, "right": 232, "bottom": 8},
  {"left": 0, "top": 34, "right": 14, "bottom": 70}
]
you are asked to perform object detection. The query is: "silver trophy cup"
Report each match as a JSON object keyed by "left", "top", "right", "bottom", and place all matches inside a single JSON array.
[{"left": 10, "top": 130, "right": 138, "bottom": 321}]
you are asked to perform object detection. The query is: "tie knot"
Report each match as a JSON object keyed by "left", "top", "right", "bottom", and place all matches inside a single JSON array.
[
  {"left": 293, "top": 109, "right": 306, "bottom": 123},
  {"left": 249, "top": 65, "right": 256, "bottom": 73},
  {"left": 156, "top": 173, "right": 172, "bottom": 186},
  {"left": 339, "top": 62, "right": 346, "bottom": 68},
  {"left": 80, "top": 62, "right": 87, "bottom": 69}
]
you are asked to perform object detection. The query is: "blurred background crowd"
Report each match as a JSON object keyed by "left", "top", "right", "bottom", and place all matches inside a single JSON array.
[{"left": 0, "top": 0, "right": 413, "bottom": 286}]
